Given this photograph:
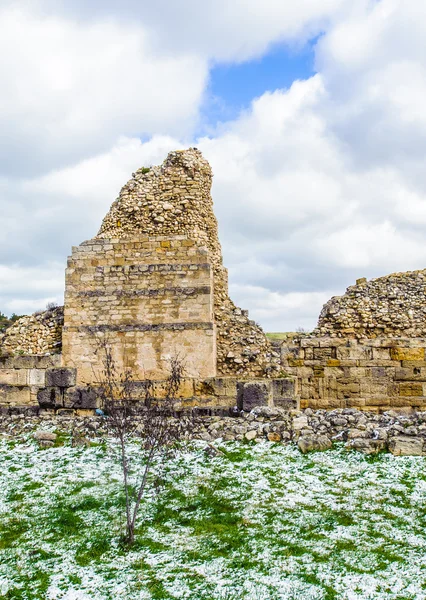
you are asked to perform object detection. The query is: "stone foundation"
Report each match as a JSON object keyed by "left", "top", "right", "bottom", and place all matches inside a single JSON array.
[{"left": 280, "top": 336, "right": 426, "bottom": 412}]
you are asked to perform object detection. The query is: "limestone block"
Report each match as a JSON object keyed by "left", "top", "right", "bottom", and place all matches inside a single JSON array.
[
  {"left": 313, "top": 347, "right": 335, "bottom": 360},
  {"left": 64, "top": 387, "right": 98, "bottom": 409},
  {"left": 0, "top": 384, "right": 31, "bottom": 406},
  {"left": 293, "top": 415, "right": 309, "bottom": 431},
  {"left": 0, "top": 369, "right": 28, "bottom": 386},
  {"left": 271, "top": 378, "right": 297, "bottom": 409},
  {"left": 337, "top": 378, "right": 360, "bottom": 399},
  {"left": 388, "top": 436, "right": 424, "bottom": 456},
  {"left": 337, "top": 346, "right": 372, "bottom": 360},
  {"left": 237, "top": 381, "right": 270, "bottom": 411},
  {"left": 195, "top": 377, "right": 237, "bottom": 399},
  {"left": 37, "top": 387, "right": 63, "bottom": 408},
  {"left": 34, "top": 431, "right": 57, "bottom": 442},
  {"left": 360, "top": 378, "right": 389, "bottom": 397},
  {"left": 46, "top": 368, "right": 77, "bottom": 388},
  {"left": 399, "top": 382, "right": 423, "bottom": 397},
  {"left": 390, "top": 347, "right": 425, "bottom": 361},
  {"left": 298, "top": 434, "right": 332, "bottom": 453},
  {"left": 28, "top": 369, "right": 46, "bottom": 386},
  {"left": 346, "top": 438, "right": 386, "bottom": 454},
  {"left": 372, "top": 348, "right": 391, "bottom": 360},
  {"left": 345, "top": 398, "right": 366, "bottom": 408}
]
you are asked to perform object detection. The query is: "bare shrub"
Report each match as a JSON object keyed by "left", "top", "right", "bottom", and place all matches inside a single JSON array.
[{"left": 95, "top": 337, "right": 193, "bottom": 546}]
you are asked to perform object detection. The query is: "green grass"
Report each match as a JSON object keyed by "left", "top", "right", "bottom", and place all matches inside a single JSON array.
[{"left": 0, "top": 440, "right": 426, "bottom": 599}]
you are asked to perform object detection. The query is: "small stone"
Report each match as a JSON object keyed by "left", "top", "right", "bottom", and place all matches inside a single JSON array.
[
  {"left": 388, "top": 436, "right": 424, "bottom": 456},
  {"left": 34, "top": 430, "right": 57, "bottom": 442},
  {"left": 298, "top": 434, "right": 332, "bottom": 454},
  {"left": 267, "top": 432, "right": 281, "bottom": 442},
  {"left": 245, "top": 430, "right": 257, "bottom": 441}
]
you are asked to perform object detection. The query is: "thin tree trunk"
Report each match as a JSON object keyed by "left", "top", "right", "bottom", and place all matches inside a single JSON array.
[
  {"left": 119, "top": 434, "right": 132, "bottom": 541},
  {"left": 128, "top": 445, "right": 157, "bottom": 544}
]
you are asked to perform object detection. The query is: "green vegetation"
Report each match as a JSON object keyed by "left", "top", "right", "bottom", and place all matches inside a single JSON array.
[{"left": 0, "top": 439, "right": 425, "bottom": 599}]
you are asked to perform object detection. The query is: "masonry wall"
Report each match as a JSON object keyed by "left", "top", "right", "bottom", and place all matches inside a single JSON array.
[
  {"left": 0, "top": 355, "right": 61, "bottom": 409},
  {"left": 281, "top": 337, "right": 426, "bottom": 412},
  {"left": 0, "top": 307, "right": 63, "bottom": 356},
  {"left": 316, "top": 270, "right": 426, "bottom": 338},
  {"left": 62, "top": 235, "right": 216, "bottom": 384},
  {"left": 96, "top": 148, "right": 274, "bottom": 376}
]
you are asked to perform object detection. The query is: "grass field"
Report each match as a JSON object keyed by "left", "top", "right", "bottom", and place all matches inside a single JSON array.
[{"left": 1, "top": 437, "right": 426, "bottom": 599}]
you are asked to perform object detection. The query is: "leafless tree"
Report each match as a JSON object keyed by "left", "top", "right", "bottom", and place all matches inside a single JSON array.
[{"left": 95, "top": 337, "right": 193, "bottom": 546}]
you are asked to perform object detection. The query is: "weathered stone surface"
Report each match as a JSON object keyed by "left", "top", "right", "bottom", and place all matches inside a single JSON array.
[
  {"left": 34, "top": 430, "right": 57, "bottom": 442},
  {"left": 346, "top": 438, "right": 386, "bottom": 454},
  {"left": 237, "top": 381, "right": 270, "bottom": 411},
  {"left": 314, "top": 270, "right": 426, "bottom": 339},
  {"left": 388, "top": 436, "right": 424, "bottom": 456},
  {"left": 298, "top": 435, "right": 332, "bottom": 453},
  {"left": 46, "top": 368, "right": 76, "bottom": 388},
  {"left": 0, "top": 306, "right": 63, "bottom": 356},
  {"left": 37, "top": 387, "right": 63, "bottom": 409},
  {"left": 64, "top": 387, "right": 98, "bottom": 410},
  {"left": 92, "top": 148, "right": 274, "bottom": 378}
]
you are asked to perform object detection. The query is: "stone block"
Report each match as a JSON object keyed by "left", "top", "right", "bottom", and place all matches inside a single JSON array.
[
  {"left": 28, "top": 369, "right": 46, "bottom": 386},
  {"left": 37, "top": 387, "right": 64, "bottom": 408},
  {"left": 346, "top": 438, "right": 386, "bottom": 454},
  {"left": 46, "top": 368, "right": 77, "bottom": 388},
  {"left": 313, "top": 347, "right": 335, "bottom": 360},
  {"left": 0, "top": 384, "right": 31, "bottom": 406},
  {"left": 390, "top": 347, "right": 425, "bottom": 361},
  {"left": 34, "top": 431, "right": 57, "bottom": 442},
  {"left": 195, "top": 377, "right": 237, "bottom": 399},
  {"left": 326, "top": 359, "right": 341, "bottom": 367},
  {"left": 237, "top": 381, "right": 270, "bottom": 411},
  {"left": 337, "top": 379, "right": 360, "bottom": 399},
  {"left": 271, "top": 378, "right": 297, "bottom": 409},
  {"left": 388, "top": 436, "right": 424, "bottom": 456},
  {"left": 0, "top": 369, "right": 28, "bottom": 386},
  {"left": 337, "top": 346, "right": 372, "bottom": 361},
  {"left": 298, "top": 434, "right": 332, "bottom": 453},
  {"left": 399, "top": 382, "right": 423, "bottom": 397},
  {"left": 64, "top": 386, "right": 98, "bottom": 409},
  {"left": 372, "top": 348, "right": 391, "bottom": 360}
]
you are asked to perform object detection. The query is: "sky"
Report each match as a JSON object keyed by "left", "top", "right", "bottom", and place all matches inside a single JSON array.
[{"left": 2, "top": 0, "right": 426, "bottom": 332}]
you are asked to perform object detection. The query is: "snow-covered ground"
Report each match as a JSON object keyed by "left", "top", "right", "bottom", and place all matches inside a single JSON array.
[{"left": 0, "top": 438, "right": 425, "bottom": 599}]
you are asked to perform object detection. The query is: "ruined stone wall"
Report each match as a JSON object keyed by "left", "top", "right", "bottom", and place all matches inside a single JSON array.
[
  {"left": 62, "top": 235, "right": 216, "bottom": 384},
  {"left": 316, "top": 271, "right": 426, "bottom": 338},
  {"left": 0, "top": 354, "right": 61, "bottom": 409},
  {"left": 0, "top": 307, "right": 63, "bottom": 356},
  {"left": 281, "top": 337, "right": 426, "bottom": 412},
  {"left": 96, "top": 148, "right": 273, "bottom": 376}
]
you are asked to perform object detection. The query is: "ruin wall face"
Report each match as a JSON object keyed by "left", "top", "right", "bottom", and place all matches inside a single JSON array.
[
  {"left": 0, "top": 307, "right": 63, "bottom": 356},
  {"left": 96, "top": 148, "right": 272, "bottom": 377},
  {"left": 316, "top": 271, "right": 426, "bottom": 338},
  {"left": 281, "top": 336, "right": 426, "bottom": 412},
  {"left": 62, "top": 235, "right": 216, "bottom": 384}
]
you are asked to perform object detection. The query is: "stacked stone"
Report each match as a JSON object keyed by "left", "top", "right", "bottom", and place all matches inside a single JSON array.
[
  {"left": 315, "top": 271, "right": 426, "bottom": 338},
  {"left": 97, "top": 148, "right": 274, "bottom": 376},
  {"left": 2, "top": 407, "right": 426, "bottom": 456},
  {"left": 0, "top": 307, "right": 63, "bottom": 356}
]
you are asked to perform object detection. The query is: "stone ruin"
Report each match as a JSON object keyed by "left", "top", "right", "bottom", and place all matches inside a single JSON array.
[{"left": 2, "top": 148, "right": 426, "bottom": 420}]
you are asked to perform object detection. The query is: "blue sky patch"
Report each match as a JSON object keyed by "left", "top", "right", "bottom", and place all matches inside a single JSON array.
[{"left": 202, "top": 41, "right": 317, "bottom": 130}]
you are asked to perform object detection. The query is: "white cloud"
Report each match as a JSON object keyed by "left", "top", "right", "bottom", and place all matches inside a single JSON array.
[
  {"left": 38, "top": 0, "right": 352, "bottom": 62},
  {"left": 4, "top": 0, "right": 426, "bottom": 333},
  {"left": 0, "top": 6, "right": 207, "bottom": 176}
]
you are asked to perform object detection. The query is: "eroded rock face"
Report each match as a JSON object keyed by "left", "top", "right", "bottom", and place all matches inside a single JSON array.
[
  {"left": 97, "top": 148, "right": 273, "bottom": 377},
  {"left": 315, "top": 270, "right": 426, "bottom": 338}
]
